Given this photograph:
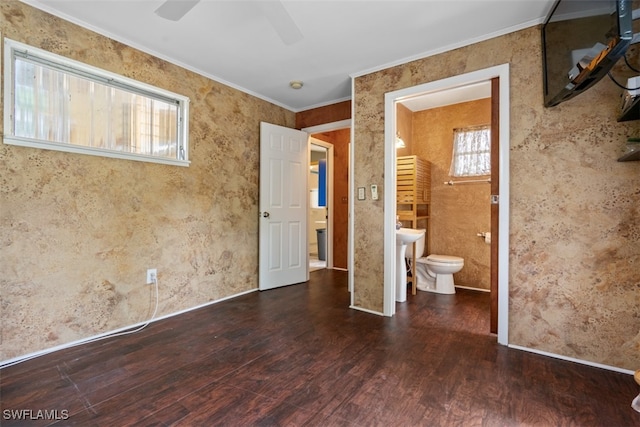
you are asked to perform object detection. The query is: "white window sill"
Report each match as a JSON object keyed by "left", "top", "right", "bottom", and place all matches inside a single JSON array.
[{"left": 4, "top": 136, "right": 190, "bottom": 167}]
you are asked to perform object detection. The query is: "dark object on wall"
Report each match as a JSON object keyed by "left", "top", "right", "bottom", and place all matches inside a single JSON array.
[
  {"left": 318, "top": 159, "right": 327, "bottom": 207},
  {"left": 542, "top": 0, "right": 633, "bottom": 107}
]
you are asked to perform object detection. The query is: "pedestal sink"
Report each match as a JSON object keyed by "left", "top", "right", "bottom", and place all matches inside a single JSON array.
[{"left": 396, "top": 228, "right": 425, "bottom": 302}]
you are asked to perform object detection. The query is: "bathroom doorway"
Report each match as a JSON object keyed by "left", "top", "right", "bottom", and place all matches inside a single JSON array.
[
  {"left": 303, "top": 119, "right": 351, "bottom": 275},
  {"left": 396, "top": 82, "right": 493, "bottom": 319},
  {"left": 383, "top": 65, "right": 510, "bottom": 345},
  {"left": 309, "top": 140, "right": 329, "bottom": 271}
]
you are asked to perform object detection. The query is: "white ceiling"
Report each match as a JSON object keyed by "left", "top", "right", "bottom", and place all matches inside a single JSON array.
[
  {"left": 22, "top": 0, "right": 556, "bottom": 112},
  {"left": 400, "top": 80, "right": 492, "bottom": 112}
]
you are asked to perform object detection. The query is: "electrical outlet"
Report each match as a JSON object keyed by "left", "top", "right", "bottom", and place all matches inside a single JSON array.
[{"left": 146, "top": 268, "right": 157, "bottom": 284}]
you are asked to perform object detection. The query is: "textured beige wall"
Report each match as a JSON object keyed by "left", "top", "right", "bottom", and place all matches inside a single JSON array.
[
  {"left": 0, "top": 2, "right": 294, "bottom": 360},
  {"left": 353, "top": 28, "right": 640, "bottom": 370},
  {"left": 412, "top": 99, "right": 492, "bottom": 290}
]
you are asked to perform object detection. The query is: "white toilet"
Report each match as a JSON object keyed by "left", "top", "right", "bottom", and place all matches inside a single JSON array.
[{"left": 405, "top": 232, "right": 464, "bottom": 294}]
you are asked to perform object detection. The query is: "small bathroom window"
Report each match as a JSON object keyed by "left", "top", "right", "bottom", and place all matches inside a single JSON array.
[{"left": 449, "top": 125, "right": 490, "bottom": 177}]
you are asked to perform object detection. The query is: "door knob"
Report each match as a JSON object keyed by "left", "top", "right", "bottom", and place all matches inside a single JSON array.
[{"left": 263, "top": 212, "right": 270, "bottom": 218}]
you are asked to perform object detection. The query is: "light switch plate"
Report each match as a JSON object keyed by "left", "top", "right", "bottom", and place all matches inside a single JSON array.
[{"left": 357, "top": 187, "right": 366, "bottom": 200}]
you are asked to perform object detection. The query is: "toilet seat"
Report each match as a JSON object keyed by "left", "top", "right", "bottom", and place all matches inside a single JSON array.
[{"left": 426, "top": 254, "right": 463, "bottom": 264}]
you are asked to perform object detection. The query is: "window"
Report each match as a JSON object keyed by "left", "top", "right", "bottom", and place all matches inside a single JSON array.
[
  {"left": 3, "top": 39, "right": 190, "bottom": 166},
  {"left": 449, "top": 125, "right": 490, "bottom": 177}
]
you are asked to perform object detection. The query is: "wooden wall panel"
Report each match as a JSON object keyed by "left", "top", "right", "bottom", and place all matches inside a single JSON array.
[{"left": 295, "top": 100, "right": 351, "bottom": 130}]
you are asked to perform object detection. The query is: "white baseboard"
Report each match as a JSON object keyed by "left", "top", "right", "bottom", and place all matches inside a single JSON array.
[
  {"left": 508, "top": 344, "right": 634, "bottom": 376},
  {"left": 0, "top": 287, "right": 258, "bottom": 369},
  {"left": 349, "top": 304, "right": 384, "bottom": 317}
]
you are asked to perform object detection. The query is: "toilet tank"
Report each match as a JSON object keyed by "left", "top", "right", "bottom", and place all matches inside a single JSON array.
[{"left": 404, "top": 229, "right": 426, "bottom": 259}]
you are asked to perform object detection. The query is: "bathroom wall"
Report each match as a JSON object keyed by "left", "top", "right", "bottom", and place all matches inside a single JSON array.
[
  {"left": 0, "top": 1, "right": 294, "bottom": 360},
  {"left": 412, "top": 99, "right": 492, "bottom": 290},
  {"left": 353, "top": 26, "right": 640, "bottom": 370}
]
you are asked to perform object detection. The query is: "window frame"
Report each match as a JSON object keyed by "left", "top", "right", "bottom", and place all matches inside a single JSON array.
[
  {"left": 449, "top": 125, "right": 491, "bottom": 178},
  {"left": 3, "top": 38, "right": 190, "bottom": 167}
]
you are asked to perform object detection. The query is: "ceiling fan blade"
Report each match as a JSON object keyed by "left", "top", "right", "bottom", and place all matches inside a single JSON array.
[
  {"left": 260, "top": 1, "right": 303, "bottom": 46},
  {"left": 154, "top": 0, "right": 200, "bottom": 21}
]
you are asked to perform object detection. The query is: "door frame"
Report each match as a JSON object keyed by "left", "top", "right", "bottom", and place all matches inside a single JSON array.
[
  {"left": 302, "top": 119, "right": 352, "bottom": 287},
  {"left": 383, "top": 64, "right": 510, "bottom": 345},
  {"left": 309, "top": 137, "right": 334, "bottom": 269}
]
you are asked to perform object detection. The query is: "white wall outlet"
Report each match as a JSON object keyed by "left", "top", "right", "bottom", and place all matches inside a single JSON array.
[
  {"left": 146, "top": 268, "right": 157, "bottom": 284},
  {"left": 357, "top": 187, "right": 366, "bottom": 200},
  {"left": 371, "top": 184, "right": 378, "bottom": 200}
]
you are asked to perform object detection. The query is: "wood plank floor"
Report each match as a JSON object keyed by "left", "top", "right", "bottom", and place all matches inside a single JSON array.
[{"left": 1, "top": 269, "right": 639, "bottom": 426}]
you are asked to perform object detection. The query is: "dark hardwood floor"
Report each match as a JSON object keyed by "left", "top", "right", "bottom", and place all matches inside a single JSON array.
[{"left": 1, "top": 269, "right": 639, "bottom": 426}]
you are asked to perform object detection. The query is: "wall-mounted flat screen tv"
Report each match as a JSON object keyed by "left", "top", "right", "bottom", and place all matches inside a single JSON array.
[{"left": 542, "top": 0, "right": 633, "bottom": 107}]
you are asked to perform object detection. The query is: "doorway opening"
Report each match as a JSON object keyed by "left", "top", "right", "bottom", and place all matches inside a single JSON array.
[
  {"left": 303, "top": 119, "right": 351, "bottom": 275},
  {"left": 383, "top": 65, "right": 510, "bottom": 345},
  {"left": 309, "top": 140, "right": 328, "bottom": 271}
]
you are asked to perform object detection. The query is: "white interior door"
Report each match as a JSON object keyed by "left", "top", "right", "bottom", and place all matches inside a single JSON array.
[{"left": 259, "top": 122, "right": 309, "bottom": 291}]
